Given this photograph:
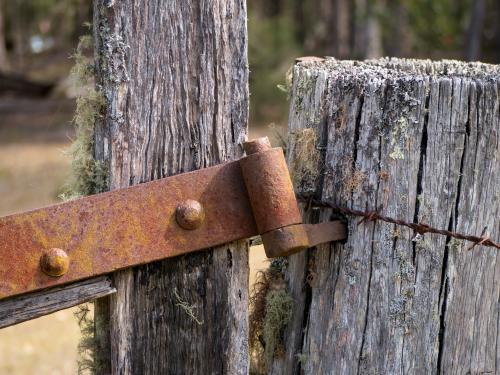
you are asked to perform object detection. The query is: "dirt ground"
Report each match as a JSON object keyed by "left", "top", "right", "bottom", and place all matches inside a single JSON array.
[{"left": 0, "top": 96, "right": 272, "bottom": 374}]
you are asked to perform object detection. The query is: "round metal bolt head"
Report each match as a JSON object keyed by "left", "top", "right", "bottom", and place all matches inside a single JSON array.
[
  {"left": 40, "top": 248, "right": 70, "bottom": 277},
  {"left": 176, "top": 199, "right": 205, "bottom": 230}
]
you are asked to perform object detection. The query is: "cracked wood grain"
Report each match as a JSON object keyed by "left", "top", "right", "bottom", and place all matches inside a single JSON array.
[
  {"left": 271, "top": 58, "right": 499, "bottom": 374},
  {"left": 93, "top": 1, "right": 249, "bottom": 374},
  {"left": 0, "top": 277, "right": 115, "bottom": 329}
]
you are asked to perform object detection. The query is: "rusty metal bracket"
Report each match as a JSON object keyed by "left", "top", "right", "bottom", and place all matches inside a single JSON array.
[{"left": 0, "top": 137, "right": 346, "bottom": 300}]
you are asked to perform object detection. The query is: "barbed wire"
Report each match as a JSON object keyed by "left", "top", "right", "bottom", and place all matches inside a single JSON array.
[{"left": 297, "top": 194, "right": 500, "bottom": 250}]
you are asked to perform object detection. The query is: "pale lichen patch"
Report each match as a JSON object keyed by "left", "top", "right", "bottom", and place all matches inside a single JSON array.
[
  {"left": 389, "top": 117, "right": 409, "bottom": 160},
  {"left": 288, "top": 128, "right": 322, "bottom": 193}
]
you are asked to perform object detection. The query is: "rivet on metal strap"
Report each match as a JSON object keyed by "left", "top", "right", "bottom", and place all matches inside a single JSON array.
[
  {"left": 176, "top": 199, "right": 205, "bottom": 230},
  {"left": 40, "top": 248, "right": 70, "bottom": 277}
]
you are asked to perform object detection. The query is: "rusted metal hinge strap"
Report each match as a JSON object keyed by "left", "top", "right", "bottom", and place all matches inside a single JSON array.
[{"left": 0, "top": 137, "right": 347, "bottom": 300}]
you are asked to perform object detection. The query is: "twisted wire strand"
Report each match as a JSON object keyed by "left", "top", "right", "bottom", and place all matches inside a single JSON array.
[{"left": 297, "top": 195, "right": 500, "bottom": 250}]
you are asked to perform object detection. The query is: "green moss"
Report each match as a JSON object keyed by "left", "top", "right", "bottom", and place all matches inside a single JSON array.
[
  {"left": 249, "top": 262, "right": 294, "bottom": 374},
  {"left": 270, "top": 257, "right": 288, "bottom": 274},
  {"left": 71, "top": 35, "right": 94, "bottom": 82},
  {"left": 61, "top": 34, "right": 108, "bottom": 200},
  {"left": 263, "top": 290, "right": 294, "bottom": 369},
  {"left": 74, "top": 303, "right": 96, "bottom": 375}
]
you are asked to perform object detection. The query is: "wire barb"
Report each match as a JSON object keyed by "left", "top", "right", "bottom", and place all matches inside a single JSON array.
[{"left": 297, "top": 195, "right": 500, "bottom": 250}]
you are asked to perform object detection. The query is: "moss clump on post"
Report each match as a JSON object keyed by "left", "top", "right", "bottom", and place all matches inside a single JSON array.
[
  {"left": 61, "top": 34, "right": 107, "bottom": 200},
  {"left": 250, "top": 260, "right": 294, "bottom": 373},
  {"left": 263, "top": 289, "right": 294, "bottom": 368},
  {"left": 74, "top": 304, "right": 96, "bottom": 375}
]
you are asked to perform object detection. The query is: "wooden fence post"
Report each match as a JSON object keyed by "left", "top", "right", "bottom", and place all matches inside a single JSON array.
[
  {"left": 272, "top": 58, "right": 500, "bottom": 374},
  {"left": 92, "top": 1, "right": 249, "bottom": 374}
]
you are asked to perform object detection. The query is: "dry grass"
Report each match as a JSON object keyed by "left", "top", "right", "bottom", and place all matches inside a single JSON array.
[
  {"left": 0, "top": 143, "right": 71, "bottom": 216},
  {"left": 0, "top": 141, "right": 80, "bottom": 375},
  {"left": 0, "top": 308, "right": 80, "bottom": 375}
]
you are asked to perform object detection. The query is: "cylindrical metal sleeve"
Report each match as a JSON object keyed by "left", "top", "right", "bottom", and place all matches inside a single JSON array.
[
  {"left": 239, "top": 148, "right": 302, "bottom": 234},
  {"left": 261, "top": 224, "right": 309, "bottom": 258}
]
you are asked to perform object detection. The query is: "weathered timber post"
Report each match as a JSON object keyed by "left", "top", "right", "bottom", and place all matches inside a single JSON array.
[
  {"left": 272, "top": 58, "right": 500, "bottom": 374},
  {"left": 92, "top": 1, "right": 249, "bottom": 374}
]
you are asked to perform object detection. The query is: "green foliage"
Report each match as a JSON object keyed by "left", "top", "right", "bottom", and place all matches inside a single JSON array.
[{"left": 406, "top": 0, "right": 472, "bottom": 52}]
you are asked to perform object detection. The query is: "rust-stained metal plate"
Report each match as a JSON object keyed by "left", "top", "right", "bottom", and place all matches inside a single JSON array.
[{"left": 0, "top": 160, "right": 260, "bottom": 300}]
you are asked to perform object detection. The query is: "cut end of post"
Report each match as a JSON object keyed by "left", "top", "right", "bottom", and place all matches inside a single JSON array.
[{"left": 295, "top": 56, "right": 325, "bottom": 64}]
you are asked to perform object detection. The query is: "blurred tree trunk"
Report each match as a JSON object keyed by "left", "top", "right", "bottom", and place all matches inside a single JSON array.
[
  {"left": 333, "top": 0, "right": 352, "bottom": 58},
  {"left": 385, "top": 0, "right": 410, "bottom": 57},
  {"left": 364, "top": 17, "right": 382, "bottom": 59},
  {"left": 304, "top": 0, "right": 382, "bottom": 59},
  {"left": 0, "top": 0, "right": 9, "bottom": 71},
  {"left": 318, "top": 0, "right": 351, "bottom": 58},
  {"left": 465, "top": 0, "right": 486, "bottom": 60},
  {"left": 486, "top": 0, "right": 500, "bottom": 62},
  {"left": 12, "top": 1, "right": 26, "bottom": 71},
  {"left": 354, "top": 0, "right": 382, "bottom": 59},
  {"left": 293, "top": 0, "right": 305, "bottom": 44},
  {"left": 267, "top": 0, "right": 283, "bottom": 17}
]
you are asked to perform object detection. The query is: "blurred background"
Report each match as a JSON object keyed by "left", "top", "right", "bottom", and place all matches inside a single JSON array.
[{"left": 0, "top": 0, "right": 499, "bottom": 373}]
